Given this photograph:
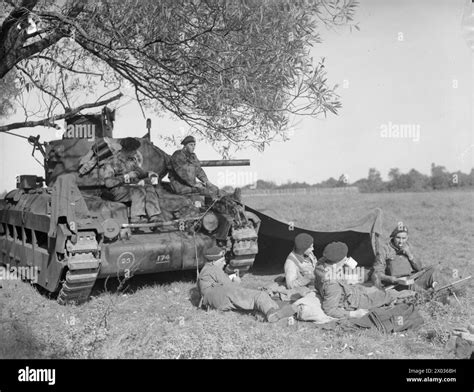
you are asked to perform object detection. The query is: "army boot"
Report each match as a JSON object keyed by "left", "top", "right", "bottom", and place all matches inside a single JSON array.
[
  {"left": 266, "top": 304, "right": 296, "bottom": 323},
  {"left": 130, "top": 215, "right": 147, "bottom": 224}
]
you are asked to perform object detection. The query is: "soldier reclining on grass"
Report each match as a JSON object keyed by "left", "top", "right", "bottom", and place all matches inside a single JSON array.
[
  {"left": 197, "top": 246, "right": 296, "bottom": 322},
  {"left": 314, "top": 242, "right": 415, "bottom": 319}
]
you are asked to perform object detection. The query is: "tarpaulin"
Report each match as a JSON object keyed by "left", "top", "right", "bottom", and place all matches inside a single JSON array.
[{"left": 245, "top": 206, "right": 383, "bottom": 270}]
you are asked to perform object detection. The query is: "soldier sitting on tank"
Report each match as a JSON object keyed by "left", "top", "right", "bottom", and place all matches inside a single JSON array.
[
  {"left": 168, "top": 136, "right": 241, "bottom": 202},
  {"left": 168, "top": 136, "right": 220, "bottom": 197},
  {"left": 198, "top": 246, "right": 296, "bottom": 322},
  {"left": 98, "top": 137, "right": 164, "bottom": 224}
]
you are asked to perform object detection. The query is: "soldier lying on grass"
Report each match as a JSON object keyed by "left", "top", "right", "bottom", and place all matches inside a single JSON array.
[
  {"left": 314, "top": 242, "right": 416, "bottom": 319},
  {"left": 197, "top": 246, "right": 296, "bottom": 322}
]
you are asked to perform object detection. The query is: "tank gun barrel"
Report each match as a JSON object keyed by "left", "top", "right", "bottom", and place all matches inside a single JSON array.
[{"left": 200, "top": 159, "right": 250, "bottom": 167}]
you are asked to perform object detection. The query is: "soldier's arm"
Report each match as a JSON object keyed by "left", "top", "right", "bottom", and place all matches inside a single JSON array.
[
  {"left": 373, "top": 245, "right": 396, "bottom": 284},
  {"left": 405, "top": 243, "right": 422, "bottom": 271},
  {"left": 78, "top": 150, "right": 97, "bottom": 176},
  {"left": 214, "top": 267, "right": 233, "bottom": 286},
  {"left": 320, "top": 281, "right": 350, "bottom": 319},
  {"left": 195, "top": 162, "right": 209, "bottom": 184},
  {"left": 171, "top": 151, "right": 196, "bottom": 186},
  {"left": 197, "top": 269, "right": 215, "bottom": 293},
  {"left": 100, "top": 163, "right": 123, "bottom": 188}
]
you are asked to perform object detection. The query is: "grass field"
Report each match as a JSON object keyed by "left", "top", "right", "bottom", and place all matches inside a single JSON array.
[{"left": 0, "top": 190, "right": 472, "bottom": 359}]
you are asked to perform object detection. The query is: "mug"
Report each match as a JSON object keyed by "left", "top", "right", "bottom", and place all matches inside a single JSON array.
[{"left": 344, "top": 257, "right": 358, "bottom": 269}]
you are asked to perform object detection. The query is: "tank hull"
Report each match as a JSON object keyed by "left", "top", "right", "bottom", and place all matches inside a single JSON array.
[
  {"left": 98, "top": 231, "right": 213, "bottom": 278},
  {"left": 0, "top": 185, "right": 260, "bottom": 304}
]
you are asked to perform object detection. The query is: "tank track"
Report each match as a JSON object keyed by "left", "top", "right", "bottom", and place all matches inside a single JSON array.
[{"left": 57, "top": 231, "right": 100, "bottom": 305}]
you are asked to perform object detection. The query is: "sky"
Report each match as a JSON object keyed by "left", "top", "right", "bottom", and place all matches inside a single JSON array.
[{"left": 0, "top": 0, "right": 472, "bottom": 190}]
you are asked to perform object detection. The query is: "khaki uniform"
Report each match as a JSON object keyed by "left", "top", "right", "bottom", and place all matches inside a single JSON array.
[
  {"left": 168, "top": 149, "right": 218, "bottom": 196},
  {"left": 100, "top": 151, "right": 161, "bottom": 219},
  {"left": 315, "top": 260, "right": 397, "bottom": 318},
  {"left": 373, "top": 241, "right": 443, "bottom": 291},
  {"left": 198, "top": 263, "right": 278, "bottom": 315},
  {"left": 284, "top": 251, "right": 316, "bottom": 289}
]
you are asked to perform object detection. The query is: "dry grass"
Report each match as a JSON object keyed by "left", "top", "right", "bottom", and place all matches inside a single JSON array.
[{"left": 0, "top": 190, "right": 472, "bottom": 358}]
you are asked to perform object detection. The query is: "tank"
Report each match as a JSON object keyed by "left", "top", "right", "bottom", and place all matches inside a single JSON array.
[{"left": 0, "top": 107, "right": 260, "bottom": 304}]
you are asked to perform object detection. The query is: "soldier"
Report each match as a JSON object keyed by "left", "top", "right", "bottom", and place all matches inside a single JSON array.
[
  {"left": 99, "top": 137, "right": 164, "bottom": 224},
  {"left": 198, "top": 246, "right": 296, "bottom": 322},
  {"left": 168, "top": 136, "right": 220, "bottom": 198},
  {"left": 372, "top": 224, "right": 447, "bottom": 292},
  {"left": 168, "top": 135, "right": 219, "bottom": 196},
  {"left": 314, "top": 242, "right": 405, "bottom": 319},
  {"left": 284, "top": 233, "right": 317, "bottom": 291}
]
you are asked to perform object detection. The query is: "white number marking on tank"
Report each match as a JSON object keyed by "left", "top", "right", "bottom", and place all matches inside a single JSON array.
[
  {"left": 118, "top": 252, "right": 135, "bottom": 267},
  {"left": 156, "top": 254, "right": 170, "bottom": 264}
]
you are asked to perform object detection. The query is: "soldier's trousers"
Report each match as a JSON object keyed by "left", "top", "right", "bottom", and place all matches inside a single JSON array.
[
  {"left": 412, "top": 266, "right": 447, "bottom": 291},
  {"left": 170, "top": 180, "right": 219, "bottom": 198},
  {"left": 347, "top": 285, "right": 399, "bottom": 310},
  {"left": 110, "top": 185, "right": 161, "bottom": 218},
  {"left": 202, "top": 285, "right": 278, "bottom": 316}
]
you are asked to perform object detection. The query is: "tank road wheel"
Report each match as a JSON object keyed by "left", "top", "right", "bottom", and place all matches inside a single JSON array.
[{"left": 57, "top": 232, "right": 101, "bottom": 305}]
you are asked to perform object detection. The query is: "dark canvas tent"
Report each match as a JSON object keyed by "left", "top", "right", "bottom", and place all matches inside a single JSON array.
[{"left": 245, "top": 206, "right": 383, "bottom": 271}]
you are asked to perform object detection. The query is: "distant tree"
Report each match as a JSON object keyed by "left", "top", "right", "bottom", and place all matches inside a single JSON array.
[
  {"left": 318, "top": 177, "right": 338, "bottom": 188},
  {"left": 406, "top": 169, "right": 430, "bottom": 191},
  {"left": 469, "top": 168, "right": 474, "bottom": 186},
  {"left": 352, "top": 178, "right": 370, "bottom": 192},
  {"left": 336, "top": 173, "right": 348, "bottom": 187},
  {"left": 253, "top": 179, "right": 277, "bottom": 190},
  {"left": 451, "top": 170, "right": 471, "bottom": 187},
  {"left": 387, "top": 167, "right": 401, "bottom": 191},
  {"left": 430, "top": 163, "right": 451, "bottom": 190},
  {"left": 366, "top": 168, "right": 385, "bottom": 192},
  {"left": 279, "top": 181, "right": 310, "bottom": 189}
]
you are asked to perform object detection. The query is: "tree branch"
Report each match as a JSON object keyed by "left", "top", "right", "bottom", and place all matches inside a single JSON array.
[{"left": 0, "top": 92, "right": 122, "bottom": 132}]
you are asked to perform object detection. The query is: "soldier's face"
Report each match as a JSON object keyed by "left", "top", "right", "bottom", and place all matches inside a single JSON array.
[
  {"left": 304, "top": 244, "right": 314, "bottom": 256},
  {"left": 393, "top": 232, "right": 408, "bottom": 248},
  {"left": 185, "top": 142, "right": 196, "bottom": 154},
  {"left": 213, "top": 257, "right": 226, "bottom": 269}
]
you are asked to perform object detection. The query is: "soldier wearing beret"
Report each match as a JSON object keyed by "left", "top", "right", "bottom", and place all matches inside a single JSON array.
[
  {"left": 168, "top": 136, "right": 220, "bottom": 197},
  {"left": 284, "top": 233, "right": 317, "bottom": 290},
  {"left": 99, "top": 137, "right": 164, "bottom": 224},
  {"left": 372, "top": 224, "right": 447, "bottom": 292},
  {"left": 314, "top": 242, "right": 401, "bottom": 319},
  {"left": 197, "top": 246, "right": 296, "bottom": 322}
]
